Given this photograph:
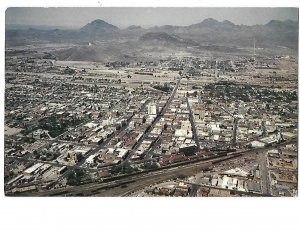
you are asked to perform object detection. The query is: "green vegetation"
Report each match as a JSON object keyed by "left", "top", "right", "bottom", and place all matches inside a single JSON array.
[
  {"left": 38, "top": 116, "right": 82, "bottom": 138},
  {"left": 141, "top": 161, "right": 159, "bottom": 170},
  {"left": 67, "top": 169, "right": 85, "bottom": 186},
  {"left": 111, "top": 163, "right": 139, "bottom": 175},
  {"left": 153, "top": 85, "right": 172, "bottom": 93}
]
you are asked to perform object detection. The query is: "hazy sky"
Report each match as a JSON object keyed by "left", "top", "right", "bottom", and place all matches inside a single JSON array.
[{"left": 6, "top": 7, "right": 299, "bottom": 28}]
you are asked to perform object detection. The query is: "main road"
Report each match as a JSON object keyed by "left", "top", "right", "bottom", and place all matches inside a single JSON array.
[
  {"left": 189, "top": 173, "right": 204, "bottom": 197},
  {"left": 186, "top": 97, "right": 201, "bottom": 151},
  {"left": 259, "top": 152, "right": 270, "bottom": 195},
  {"left": 125, "top": 77, "right": 181, "bottom": 161},
  {"left": 210, "top": 100, "right": 239, "bottom": 146}
]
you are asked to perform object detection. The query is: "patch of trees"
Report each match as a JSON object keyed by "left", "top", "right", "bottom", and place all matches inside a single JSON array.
[
  {"left": 38, "top": 116, "right": 82, "bottom": 138},
  {"left": 153, "top": 85, "right": 172, "bottom": 93},
  {"left": 67, "top": 169, "right": 85, "bottom": 186}
]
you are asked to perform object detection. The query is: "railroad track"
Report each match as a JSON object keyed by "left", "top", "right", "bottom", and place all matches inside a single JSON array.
[{"left": 9, "top": 138, "right": 296, "bottom": 197}]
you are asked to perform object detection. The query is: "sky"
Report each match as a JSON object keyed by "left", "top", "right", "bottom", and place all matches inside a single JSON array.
[{"left": 5, "top": 7, "right": 299, "bottom": 29}]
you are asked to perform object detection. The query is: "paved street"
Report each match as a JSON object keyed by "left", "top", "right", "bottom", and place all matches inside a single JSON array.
[
  {"left": 259, "top": 153, "right": 270, "bottom": 195},
  {"left": 186, "top": 97, "right": 201, "bottom": 151},
  {"left": 189, "top": 173, "right": 203, "bottom": 197}
]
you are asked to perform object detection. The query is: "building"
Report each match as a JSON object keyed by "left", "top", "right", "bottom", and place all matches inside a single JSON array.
[
  {"left": 148, "top": 103, "right": 158, "bottom": 116},
  {"left": 193, "top": 103, "right": 205, "bottom": 121}
]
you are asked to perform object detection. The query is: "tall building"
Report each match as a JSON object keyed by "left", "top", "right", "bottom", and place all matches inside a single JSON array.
[
  {"left": 148, "top": 103, "right": 157, "bottom": 116},
  {"left": 193, "top": 103, "right": 205, "bottom": 121}
]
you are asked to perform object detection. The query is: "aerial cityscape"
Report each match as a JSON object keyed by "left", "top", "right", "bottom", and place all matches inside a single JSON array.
[{"left": 4, "top": 7, "right": 298, "bottom": 197}]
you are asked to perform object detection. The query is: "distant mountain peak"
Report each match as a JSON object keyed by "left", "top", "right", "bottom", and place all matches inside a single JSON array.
[
  {"left": 266, "top": 19, "right": 281, "bottom": 25},
  {"left": 92, "top": 19, "right": 105, "bottom": 24},
  {"left": 201, "top": 18, "right": 219, "bottom": 25},
  {"left": 80, "top": 19, "right": 119, "bottom": 31},
  {"left": 189, "top": 18, "right": 220, "bottom": 28},
  {"left": 222, "top": 20, "right": 235, "bottom": 26},
  {"left": 202, "top": 18, "right": 219, "bottom": 23}
]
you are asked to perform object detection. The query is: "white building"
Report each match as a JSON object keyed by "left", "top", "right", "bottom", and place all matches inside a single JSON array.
[
  {"left": 86, "top": 154, "right": 98, "bottom": 164},
  {"left": 148, "top": 103, "right": 158, "bottom": 116}
]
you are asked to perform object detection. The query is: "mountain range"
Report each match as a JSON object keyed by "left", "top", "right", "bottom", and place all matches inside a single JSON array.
[{"left": 5, "top": 18, "right": 299, "bottom": 61}]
